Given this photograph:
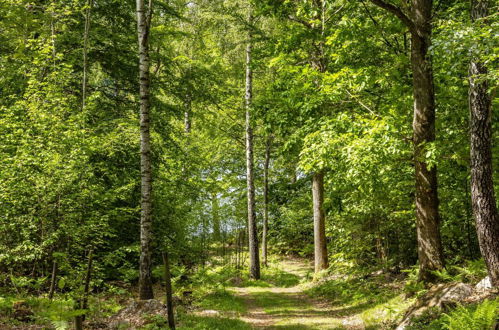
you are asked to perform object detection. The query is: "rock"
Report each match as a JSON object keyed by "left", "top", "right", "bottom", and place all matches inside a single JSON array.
[
  {"left": 396, "top": 282, "right": 474, "bottom": 330},
  {"left": 439, "top": 283, "right": 474, "bottom": 307},
  {"left": 108, "top": 299, "right": 168, "bottom": 330},
  {"left": 476, "top": 276, "right": 492, "bottom": 291}
]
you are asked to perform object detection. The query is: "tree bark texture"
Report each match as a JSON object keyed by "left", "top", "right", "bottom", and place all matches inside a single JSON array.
[
  {"left": 313, "top": 171, "right": 328, "bottom": 272},
  {"left": 310, "top": 0, "right": 328, "bottom": 274},
  {"left": 262, "top": 136, "right": 271, "bottom": 267},
  {"left": 410, "top": 0, "right": 445, "bottom": 282},
  {"left": 245, "top": 12, "right": 260, "bottom": 280},
  {"left": 369, "top": 0, "right": 444, "bottom": 282},
  {"left": 469, "top": 0, "right": 499, "bottom": 287},
  {"left": 136, "top": 0, "right": 154, "bottom": 300},
  {"left": 162, "top": 252, "right": 176, "bottom": 329}
]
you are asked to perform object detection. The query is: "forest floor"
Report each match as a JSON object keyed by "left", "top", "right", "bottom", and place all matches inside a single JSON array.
[
  {"left": 179, "top": 257, "right": 408, "bottom": 329},
  {"left": 230, "top": 258, "right": 364, "bottom": 329}
]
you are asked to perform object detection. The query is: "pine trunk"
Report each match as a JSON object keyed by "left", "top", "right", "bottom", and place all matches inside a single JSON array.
[
  {"left": 313, "top": 171, "right": 328, "bottom": 272},
  {"left": 469, "top": 0, "right": 499, "bottom": 287},
  {"left": 245, "top": 12, "right": 260, "bottom": 280},
  {"left": 410, "top": 0, "right": 444, "bottom": 282},
  {"left": 136, "top": 0, "right": 154, "bottom": 300}
]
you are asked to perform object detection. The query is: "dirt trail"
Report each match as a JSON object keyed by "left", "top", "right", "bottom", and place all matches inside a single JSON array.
[{"left": 231, "top": 258, "right": 364, "bottom": 329}]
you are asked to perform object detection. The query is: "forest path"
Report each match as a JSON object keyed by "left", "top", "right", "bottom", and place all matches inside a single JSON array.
[{"left": 229, "top": 258, "right": 365, "bottom": 329}]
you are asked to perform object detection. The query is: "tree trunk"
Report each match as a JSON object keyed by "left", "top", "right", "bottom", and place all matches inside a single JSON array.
[
  {"left": 82, "top": 0, "right": 93, "bottom": 110},
  {"left": 184, "top": 94, "right": 191, "bottom": 133},
  {"left": 312, "top": 171, "right": 328, "bottom": 272},
  {"left": 369, "top": 0, "right": 445, "bottom": 284},
  {"left": 245, "top": 11, "right": 260, "bottom": 280},
  {"left": 75, "top": 250, "right": 93, "bottom": 329},
  {"left": 309, "top": 0, "right": 329, "bottom": 274},
  {"left": 212, "top": 192, "right": 221, "bottom": 241},
  {"left": 261, "top": 136, "right": 271, "bottom": 267},
  {"left": 81, "top": 249, "right": 93, "bottom": 321},
  {"left": 137, "top": 0, "right": 154, "bottom": 300},
  {"left": 469, "top": 0, "right": 499, "bottom": 287},
  {"left": 162, "top": 252, "right": 176, "bottom": 329},
  {"left": 410, "top": 0, "right": 445, "bottom": 282},
  {"left": 48, "top": 260, "right": 57, "bottom": 300}
]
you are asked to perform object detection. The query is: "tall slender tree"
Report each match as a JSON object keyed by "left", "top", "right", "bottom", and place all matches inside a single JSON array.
[
  {"left": 212, "top": 192, "right": 221, "bottom": 241},
  {"left": 311, "top": 0, "right": 329, "bottom": 273},
  {"left": 468, "top": 0, "right": 499, "bottom": 287},
  {"left": 136, "top": 0, "right": 154, "bottom": 299},
  {"left": 313, "top": 171, "right": 328, "bottom": 272},
  {"left": 81, "top": 0, "right": 93, "bottom": 110},
  {"left": 369, "top": 0, "right": 445, "bottom": 282},
  {"left": 261, "top": 136, "right": 271, "bottom": 267},
  {"left": 245, "top": 10, "right": 260, "bottom": 280}
]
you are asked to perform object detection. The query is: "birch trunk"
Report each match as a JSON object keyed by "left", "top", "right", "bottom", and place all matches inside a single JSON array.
[
  {"left": 245, "top": 11, "right": 260, "bottom": 280},
  {"left": 136, "top": 0, "right": 154, "bottom": 300}
]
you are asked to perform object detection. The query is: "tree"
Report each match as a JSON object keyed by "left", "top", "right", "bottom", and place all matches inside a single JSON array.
[
  {"left": 468, "top": 0, "right": 499, "bottom": 287},
  {"left": 245, "top": 9, "right": 261, "bottom": 280},
  {"left": 369, "top": 0, "right": 445, "bottom": 282},
  {"left": 261, "top": 136, "right": 271, "bottom": 267},
  {"left": 313, "top": 171, "right": 328, "bottom": 272},
  {"left": 137, "top": 0, "right": 154, "bottom": 300}
]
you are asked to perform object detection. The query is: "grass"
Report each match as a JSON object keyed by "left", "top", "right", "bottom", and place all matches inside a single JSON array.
[
  {"left": 2, "top": 257, "right": 492, "bottom": 329},
  {"left": 196, "top": 289, "right": 247, "bottom": 314},
  {"left": 177, "top": 314, "right": 252, "bottom": 329}
]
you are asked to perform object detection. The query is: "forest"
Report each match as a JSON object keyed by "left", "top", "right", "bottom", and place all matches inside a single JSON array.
[{"left": 0, "top": 0, "right": 498, "bottom": 329}]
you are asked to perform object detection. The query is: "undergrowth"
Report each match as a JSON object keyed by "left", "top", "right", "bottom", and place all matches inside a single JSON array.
[{"left": 408, "top": 298, "right": 499, "bottom": 330}]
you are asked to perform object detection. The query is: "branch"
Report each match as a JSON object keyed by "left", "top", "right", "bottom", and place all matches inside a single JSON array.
[
  {"left": 368, "top": 0, "right": 416, "bottom": 34},
  {"left": 287, "top": 15, "right": 313, "bottom": 29}
]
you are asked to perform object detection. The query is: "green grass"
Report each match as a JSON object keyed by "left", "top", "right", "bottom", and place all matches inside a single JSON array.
[
  {"left": 263, "top": 267, "right": 301, "bottom": 288},
  {"left": 306, "top": 275, "right": 398, "bottom": 308},
  {"left": 196, "top": 289, "right": 247, "bottom": 314},
  {"left": 237, "top": 266, "right": 301, "bottom": 288},
  {"left": 177, "top": 315, "right": 252, "bottom": 329}
]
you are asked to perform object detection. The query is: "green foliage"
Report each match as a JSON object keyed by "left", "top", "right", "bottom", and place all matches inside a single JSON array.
[
  {"left": 306, "top": 272, "right": 398, "bottom": 309},
  {"left": 142, "top": 314, "right": 169, "bottom": 330},
  {"left": 429, "top": 259, "right": 488, "bottom": 284},
  {"left": 197, "top": 289, "right": 247, "bottom": 314},
  {"left": 0, "top": 0, "right": 497, "bottom": 328},
  {"left": 438, "top": 299, "right": 499, "bottom": 330},
  {"left": 409, "top": 299, "right": 499, "bottom": 330}
]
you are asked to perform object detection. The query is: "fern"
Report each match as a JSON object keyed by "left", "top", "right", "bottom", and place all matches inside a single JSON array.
[
  {"left": 452, "top": 259, "right": 487, "bottom": 283},
  {"left": 438, "top": 298, "right": 499, "bottom": 330}
]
